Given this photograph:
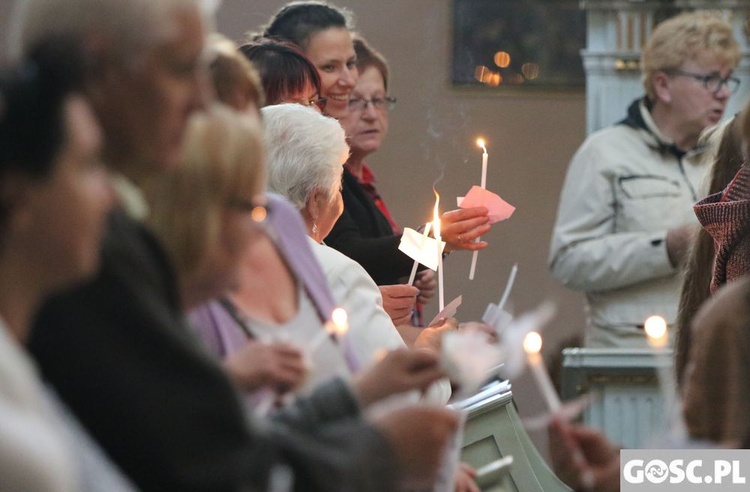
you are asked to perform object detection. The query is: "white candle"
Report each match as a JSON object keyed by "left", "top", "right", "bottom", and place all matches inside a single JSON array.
[
  {"left": 407, "top": 222, "right": 432, "bottom": 286},
  {"left": 497, "top": 263, "right": 518, "bottom": 312},
  {"left": 432, "top": 191, "right": 445, "bottom": 312},
  {"left": 644, "top": 315, "right": 681, "bottom": 436},
  {"left": 331, "top": 307, "right": 360, "bottom": 374},
  {"left": 478, "top": 138, "right": 488, "bottom": 189},
  {"left": 308, "top": 322, "right": 335, "bottom": 354},
  {"left": 469, "top": 139, "right": 488, "bottom": 280},
  {"left": 523, "top": 331, "right": 561, "bottom": 413},
  {"left": 435, "top": 219, "right": 444, "bottom": 312}
]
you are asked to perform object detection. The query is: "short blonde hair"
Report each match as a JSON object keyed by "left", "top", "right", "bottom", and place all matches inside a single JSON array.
[
  {"left": 145, "top": 104, "right": 265, "bottom": 277},
  {"left": 642, "top": 11, "right": 739, "bottom": 102}
]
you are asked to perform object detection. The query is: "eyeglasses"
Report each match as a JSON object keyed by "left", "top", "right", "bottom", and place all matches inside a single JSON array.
[
  {"left": 668, "top": 69, "right": 740, "bottom": 94},
  {"left": 348, "top": 96, "right": 397, "bottom": 113},
  {"left": 294, "top": 97, "right": 327, "bottom": 112}
]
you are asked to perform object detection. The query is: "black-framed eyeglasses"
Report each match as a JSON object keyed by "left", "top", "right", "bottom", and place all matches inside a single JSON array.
[
  {"left": 228, "top": 196, "right": 270, "bottom": 223},
  {"left": 668, "top": 69, "right": 740, "bottom": 94},
  {"left": 348, "top": 96, "right": 397, "bottom": 112}
]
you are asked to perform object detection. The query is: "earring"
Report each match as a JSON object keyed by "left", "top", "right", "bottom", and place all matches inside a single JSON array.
[{"left": 312, "top": 223, "right": 318, "bottom": 234}]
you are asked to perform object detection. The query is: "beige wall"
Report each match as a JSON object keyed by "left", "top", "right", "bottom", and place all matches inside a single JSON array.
[
  {"left": 1, "top": 0, "right": 589, "bottom": 461},
  {"left": 219, "top": 0, "right": 588, "bottom": 457}
]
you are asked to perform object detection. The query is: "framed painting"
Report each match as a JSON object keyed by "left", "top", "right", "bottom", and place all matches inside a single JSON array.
[{"left": 452, "top": 0, "right": 586, "bottom": 92}]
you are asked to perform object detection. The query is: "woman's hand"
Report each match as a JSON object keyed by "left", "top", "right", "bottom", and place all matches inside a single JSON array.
[
  {"left": 440, "top": 206, "right": 491, "bottom": 252},
  {"left": 454, "top": 463, "right": 480, "bottom": 492},
  {"left": 354, "top": 348, "right": 444, "bottom": 407},
  {"left": 414, "top": 316, "right": 459, "bottom": 352},
  {"left": 379, "top": 284, "right": 418, "bottom": 325},
  {"left": 223, "top": 341, "right": 307, "bottom": 393},
  {"left": 414, "top": 269, "right": 436, "bottom": 304},
  {"left": 459, "top": 321, "right": 499, "bottom": 344}
]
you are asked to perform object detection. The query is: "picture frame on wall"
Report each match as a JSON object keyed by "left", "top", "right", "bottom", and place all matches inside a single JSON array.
[{"left": 451, "top": 0, "right": 586, "bottom": 92}]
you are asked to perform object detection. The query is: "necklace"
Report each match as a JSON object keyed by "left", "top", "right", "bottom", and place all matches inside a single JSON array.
[{"left": 218, "top": 296, "right": 257, "bottom": 340}]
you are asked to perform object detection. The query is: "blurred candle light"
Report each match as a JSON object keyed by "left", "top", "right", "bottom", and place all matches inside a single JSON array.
[
  {"left": 644, "top": 314, "right": 682, "bottom": 437},
  {"left": 309, "top": 307, "right": 360, "bottom": 373},
  {"left": 523, "top": 331, "right": 561, "bottom": 413},
  {"left": 330, "top": 307, "right": 359, "bottom": 373},
  {"left": 644, "top": 315, "right": 668, "bottom": 348}
]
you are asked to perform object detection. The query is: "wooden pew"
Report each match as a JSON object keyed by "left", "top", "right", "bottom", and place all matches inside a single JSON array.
[{"left": 456, "top": 380, "right": 572, "bottom": 491}]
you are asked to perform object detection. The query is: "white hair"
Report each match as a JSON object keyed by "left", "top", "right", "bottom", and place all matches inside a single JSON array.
[
  {"left": 8, "top": 0, "right": 217, "bottom": 64},
  {"left": 261, "top": 103, "right": 349, "bottom": 209}
]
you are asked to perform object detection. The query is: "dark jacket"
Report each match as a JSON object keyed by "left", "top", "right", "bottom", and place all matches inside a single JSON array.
[{"left": 325, "top": 168, "right": 415, "bottom": 285}]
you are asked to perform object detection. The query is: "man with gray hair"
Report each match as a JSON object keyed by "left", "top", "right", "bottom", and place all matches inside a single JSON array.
[
  {"left": 549, "top": 11, "right": 741, "bottom": 348},
  {"left": 11, "top": 1, "right": 456, "bottom": 490}
]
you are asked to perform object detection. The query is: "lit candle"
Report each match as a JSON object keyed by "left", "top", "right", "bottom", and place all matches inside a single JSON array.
[
  {"left": 478, "top": 138, "right": 488, "bottom": 189},
  {"left": 644, "top": 315, "right": 680, "bottom": 436},
  {"left": 469, "top": 139, "right": 488, "bottom": 280},
  {"left": 406, "top": 221, "right": 432, "bottom": 286},
  {"left": 307, "top": 308, "right": 360, "bottom": 373},
  {"left": 433, "top": 192, "right": 445, "bottom": 312},
  {"left": 330, "top": 307, "right": 360, "bottom": 374},
  {"left": 523, "top": 331, "right": 561, "bottom": 413},
  {"left": 644, "top": 315, "right": 668, "bottom": 349},
  {"left": 308, "top": 319, "right": 337, "bottom": 354}
]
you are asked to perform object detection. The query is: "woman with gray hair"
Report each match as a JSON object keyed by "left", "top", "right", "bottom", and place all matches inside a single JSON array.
[
  {"left": 189, "top": 103, "right": 451, "bottom": 403},
  {"left": 262, "top": 103, "right": 453, "bottom": 400}
]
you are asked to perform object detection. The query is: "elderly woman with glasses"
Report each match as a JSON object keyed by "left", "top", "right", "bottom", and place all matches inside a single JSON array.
[{"left": 329, "top": 36, "right": 492, "bottom": 327}]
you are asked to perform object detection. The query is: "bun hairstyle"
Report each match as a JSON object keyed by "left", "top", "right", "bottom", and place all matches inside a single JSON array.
[{"left": 257, "top": 1, "right": 353, "bottom": 49}]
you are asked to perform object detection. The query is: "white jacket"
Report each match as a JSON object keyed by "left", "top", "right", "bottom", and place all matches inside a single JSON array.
[
  {"left": 310, "top": 238, "right": 451, "bottom": 404},
  {"left": 549, "top": 99, "right": 710, "bottom": 348}
]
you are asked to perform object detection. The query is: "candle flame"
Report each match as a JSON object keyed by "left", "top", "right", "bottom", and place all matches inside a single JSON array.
[
  {"left": 432, "top": 188, "right": 441, "bottom": 240},
  {"left": 330, "top": 307, "right": 349, "bottom": 336},
  {"left": 644, "top": 315, "right": 667, "bottom": 346},
  {"left": 476, "top": 138, "right": 487, "bottom": 154},
  {"left": 523, "top": 331, "right": 543, "bottom": 355}
]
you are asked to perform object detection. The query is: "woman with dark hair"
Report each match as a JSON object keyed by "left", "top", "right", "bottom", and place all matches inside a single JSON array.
[
  {"left": 259, "top": 1, "right": 356, "bottom": 119},
  {"left": 0, "top": 39, "right": 134, "bottom": 490},
  {"left": 257, "top": 3, "right": 492, "bottom": 323},
  {"left": 239, "top": 38, "right": 324, "bottom": 109}
]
